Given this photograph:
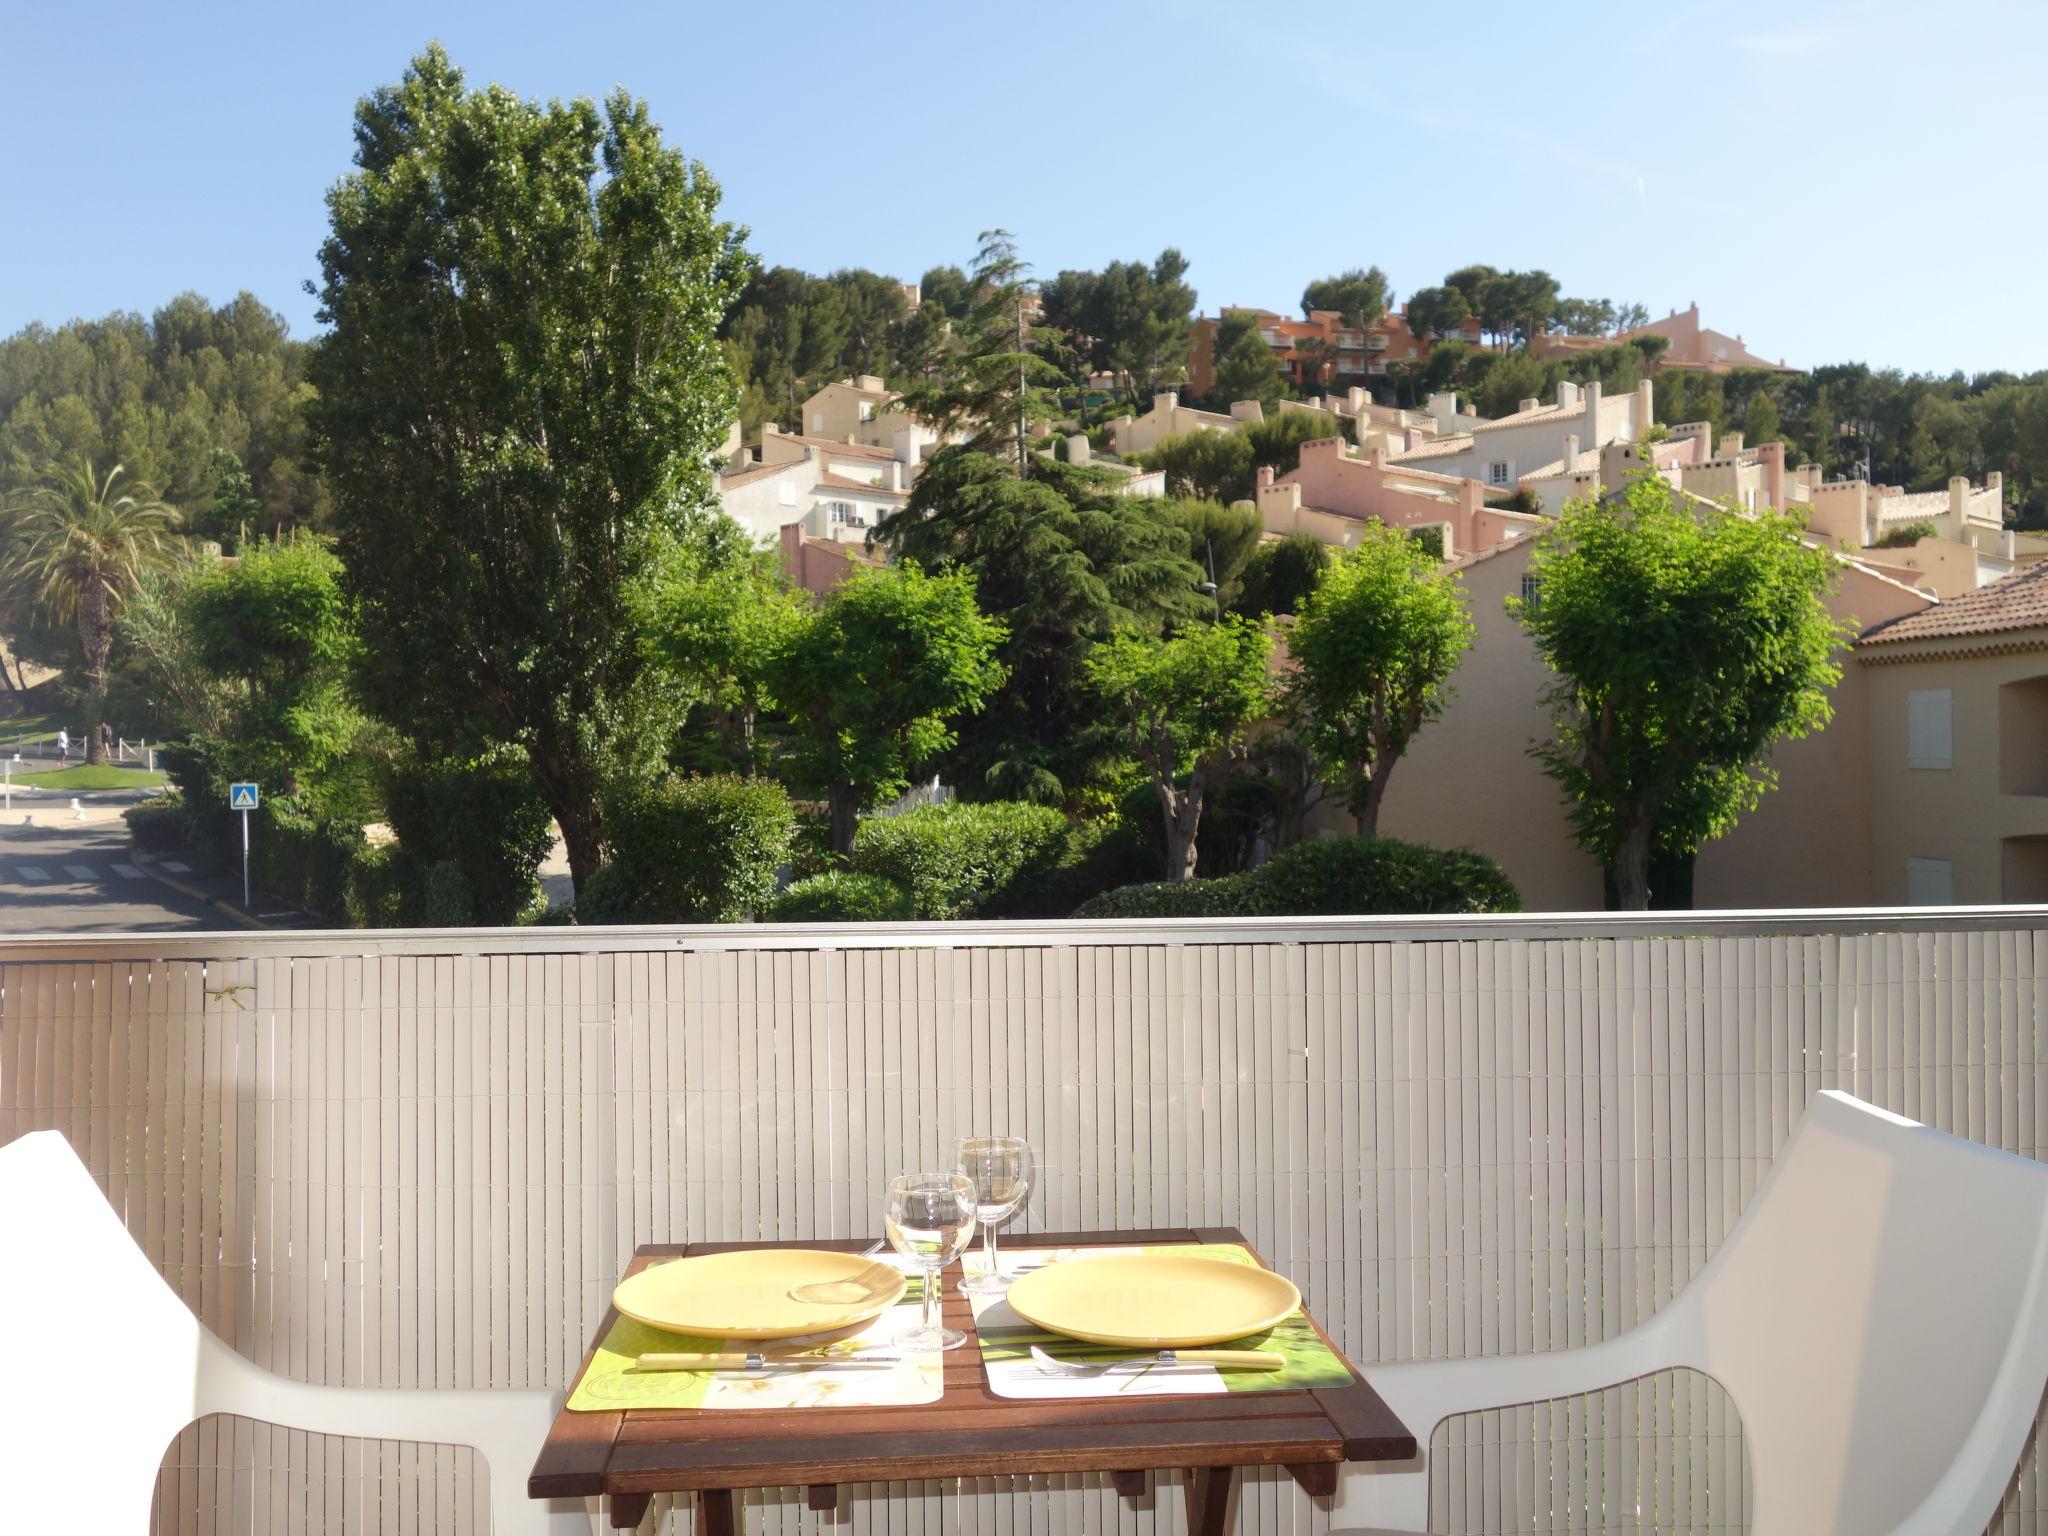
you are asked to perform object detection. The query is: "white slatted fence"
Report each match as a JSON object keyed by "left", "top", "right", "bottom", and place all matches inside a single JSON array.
[{"left": 1, "top": 912, "right": 2043, "bottom": 1535}]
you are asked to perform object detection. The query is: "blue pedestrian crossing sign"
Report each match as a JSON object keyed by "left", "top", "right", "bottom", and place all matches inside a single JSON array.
[{"left": 229, "top": 782, "right": 260, "bottom": 811}]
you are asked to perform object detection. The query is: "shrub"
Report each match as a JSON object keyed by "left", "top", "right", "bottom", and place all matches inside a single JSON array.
[
  {"left": 1073, "top": 835, "right": 1520, "bottom": 919},
  {"left": 1251, "top": 835, "right": 1520, "bottom": 916},
  {"left": 979, "top": 816, "right": 1160, "bottom": 918},
  {"left": 383, "top": 747, "right": 555, "bottom": 926},
  {"left": 124, "top": 792, "right": 194, "bottom": 853},
  {"left": 766, "top": 871, "right": 916, "bottom": 923},
  {"left": 1072, "top": 873, "right": 1260, "bottom": 919},
  {"left": 580, "top": 774, "right": 796, "bottom": 924},
  {"left": 849, "top": 801, "right": 1071, "bottom": 919},
  {"left": 1873, "top": 520, "right": 1937, "bottom": 549}
]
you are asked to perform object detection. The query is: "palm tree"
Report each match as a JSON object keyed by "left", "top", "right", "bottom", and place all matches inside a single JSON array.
[{"left": 2, "top": 461, "right": 182, "bottom": 764}]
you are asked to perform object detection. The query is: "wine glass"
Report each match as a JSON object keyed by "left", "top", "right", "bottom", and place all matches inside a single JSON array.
[
  {"left": 955, "top": 1136, "right": 1034, "bottom": 1294},
  {"left": 885, "top": 1172, "right": 977, "bottom": 1351}
]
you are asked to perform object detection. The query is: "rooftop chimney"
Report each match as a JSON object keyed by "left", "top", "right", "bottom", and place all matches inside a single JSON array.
[{"left": 1066, "top": 433, "right": 1092, "bottom": 466}]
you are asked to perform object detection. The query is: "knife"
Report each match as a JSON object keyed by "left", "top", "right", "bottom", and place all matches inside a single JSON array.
[
  {"left": 633, "top": 1351, "right": 900, "bottom": 1372},
  {"left": 1029, "top": 1344, "right": 1283, "bottom": 1374}
]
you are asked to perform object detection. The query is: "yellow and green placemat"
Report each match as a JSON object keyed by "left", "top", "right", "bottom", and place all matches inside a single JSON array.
[
  {"left": 568, "top": 1268, "right": 943, "bottom": 1412},
  {"left": 965, "top": 1243, "right": 1352, "bottom": 1400}
]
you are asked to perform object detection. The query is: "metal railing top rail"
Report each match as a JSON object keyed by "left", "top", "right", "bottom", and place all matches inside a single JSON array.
[{"left": 0, "top": 904, "right": 2043, "bottom": 963}]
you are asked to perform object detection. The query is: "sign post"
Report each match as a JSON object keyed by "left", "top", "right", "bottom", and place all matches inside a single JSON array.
[
  {"left": 229, "top": 783, "right": 260, "bottom": 909},
  {"left": 4, "top": 752, "right": 16, "bottom": 812}
]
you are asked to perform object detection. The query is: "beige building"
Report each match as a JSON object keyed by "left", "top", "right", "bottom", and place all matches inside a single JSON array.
[
  {"left": 713, "top": 439, "right": 908, "bottom": 547},
  {"left": 1371, "top": 536, "right": 1935, "bottom": 911},
  {"left": 1107, "top": 391, "right": 1265, "bottom": 457},
  {"left": 799, "top": 376, "right": 932, "bottom": 453},
  {"left": 1255, "top": 438, "right": 1545, "bottom": 557},
  {"left": 1389, "top": 378, "right": 1658, "bottom": 489},
  {"left": 1532, "top": 301, "right": 1794, "bottom": 374},
  {"left": 1856, "top": 563, "right": 2048, "bottom": 903}
]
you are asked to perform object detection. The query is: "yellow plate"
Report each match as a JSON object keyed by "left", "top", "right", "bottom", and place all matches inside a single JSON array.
[
  {"left": 612, "top": 1250, "right": 906, "bottom": 1341},
  {"left": 1005, "top": 1253, "right": 1301, "bottom": 1348}
]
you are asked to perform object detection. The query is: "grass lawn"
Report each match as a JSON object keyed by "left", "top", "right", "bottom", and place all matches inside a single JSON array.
[
  {"left": 9, "top": 764, "right": 166, "bottom": 791},
  {"left": 0, "top": 711, "right": 55, "bottom": 748}
]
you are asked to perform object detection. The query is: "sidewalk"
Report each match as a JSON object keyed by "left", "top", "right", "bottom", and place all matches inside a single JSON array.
[{"left": 128, "top": 847, "right": 323, "bottom": 930}]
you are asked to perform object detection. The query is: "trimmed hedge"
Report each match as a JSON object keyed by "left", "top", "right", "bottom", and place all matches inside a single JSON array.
[
  {"left": 382, "top": 748, "right": 555, "bottom": 926},
  {"left": 848, "top": 801, "right": 1071, "bottom": 920},
  {"left": 579, "top": 774, "right": 796, "bottom": 924},
  {"left": 251, "top": 793, "right": 402, "bottom": 926},
  {"left": 1072, "top": 835, "right": 1520, "bottom": 919},
  {"left": 123, "top": 793, "right": 194, "bottom": 853},
  {"left": 766, "top": 871, "right": 916, "bottom": 923}
]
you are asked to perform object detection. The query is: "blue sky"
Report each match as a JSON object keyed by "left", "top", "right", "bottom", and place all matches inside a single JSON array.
[{"left": 1, "top": 0, "right": 2039, "bottom": 377}]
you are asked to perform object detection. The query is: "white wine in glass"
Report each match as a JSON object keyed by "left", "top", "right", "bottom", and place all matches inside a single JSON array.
[
  {"left": 885, "top": 1172, "right": 977, "bottom": 1350},
  {"left": 956, "top": 1137, "right": 1033, "bottom": 1295}
]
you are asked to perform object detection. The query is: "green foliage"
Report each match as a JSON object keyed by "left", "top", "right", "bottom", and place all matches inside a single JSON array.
[
  {"left": 0, "top": 291, "right": 324, "bottom": 537},
  {"left": 194, "top": 448, "right": 262, "bottom": 550},
  {"left": 1210, "top": 326, "right": 1285, "bottom": 412},
  {"left": 252, "top": 793, "right": 398, "bottom": 925},
  {"left": 892, "top": 230, "right": 1066, "bottom": 470},
  {"left": 1409, "top": 525, "right": 1445, "bottom": 561},
  {"left": 768, "top": 561, "right": 1007, "bottom": 850},
  {"left": 765, "top": 870, "right": 916, "bottom": 923},
  {"left": 1039, "top": 250, "right": 1196, "bottom": 404},
  {"left": 1071, "top": 873, "right": 1260, "bottom": 919},
  {"left": 1141, "top": 429, "right": 1253, "bottom": 503},
  {"left": 1744, "top": 387, "right": 1782, "bottom": 444},
  {"left": 1233, "top": 534, "right": 1329, "bottom": 618},
  {"left": 1872, "top": 520, "right": 1938, "bottom": 548},
  {"left": 1158, "top": 498, "right": 1259, "bottom": 610},
  {"left": 185, "top": 534, "right": 360, "bottom": 794},
  {"left": 1, "top": 459, "right": 182, "bottom": 752},
  {"left": 123, "top": 792, "right": 193, "bottom": 853},
  {"left": 1511, "top": 475, "right": 1849, "bottom": 908},
  {"left": 382, "top": 746, "right": 556, "bottom": 926},
  {"left": 1248, "top": 835, "right": 1520, "bottom": 915},
  {"left": 719, "top": 265, "right": 914, "bottom": 434},
  {"left": 578, "top": 773, "right": 796, "bottom": 924},
  {"left": 1404, "top": 285, "right": 1470, "bottom": 340},
  {"left": 880, "top": 447, "right": 1206, "bottom": 804},
  {"left": 1085, "top": 618, "right": 1273, "bottom": 878},
  {"left": 307, "top": 44, "right": 753, "bottom": 895},
  {"left": 1300, "top": 269, "right": 1389, "bottom": 329},
  {"left": 639, "top": 520, "right": 805, "bottom": 776},
  {"left": 107, "top": 553, "right": 234, "bottom": 739},
  {"left": 846, "top": 800, "right": 1072, "bottom": 919},
  {"left": 1287, "top": 524, "right": 1474, "bottom": 832},
  {"left": 1073, "top": 835, "right": 1520, "bottom": 919}
]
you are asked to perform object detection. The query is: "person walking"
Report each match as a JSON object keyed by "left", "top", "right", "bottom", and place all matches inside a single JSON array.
[
  {"left": 97, "top": 722, "right": 111, "bottom": 761},
  {"left": 56, "top": 727, "right": 68, "bottom": 766}
]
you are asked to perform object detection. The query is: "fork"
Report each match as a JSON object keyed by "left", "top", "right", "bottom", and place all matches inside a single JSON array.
[{"left": 1028, "top": 1344, "right": 1282, "bottom": 1375}]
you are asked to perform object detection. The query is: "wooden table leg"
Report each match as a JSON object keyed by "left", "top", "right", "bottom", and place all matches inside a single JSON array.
[
  {"left": 608, "top": 1491, "right": 652, "bottom": 1530},
  {"left": 1181, "top": 1465, "right": 1238, "bottom": 1535},
  {"left": 696, "top": 1488, "right": 740, "bottom": 1535},
  {"left": 1111, "top": 1469, "right": 1149, "bottom": 1499}
]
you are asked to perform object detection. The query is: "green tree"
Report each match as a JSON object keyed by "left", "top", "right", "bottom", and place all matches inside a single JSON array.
[
  {"left": 1159, "top": 498, "right": 1260, "bottom": 615},
  {"left": 185, "top": 535, "right": 363, "bottom": 796},
  {"left": 878, "top": 450, "right": 1206, "bottom": 802},
  {"left": 306, "top": 45, "right": 751, "bottom": 893},
  {"left": 1744, "top": 387, "right": 1783, "bottom": 449},
  {"left": 196, "top": 448, "right": 262, "bottom": 550},
  {"left": 1510, "top": 476, "right": 1848, "bottom": 910},
  {"left": 1085, "top": 617, "right": 1273, "bottom": 880},
  {"left": 1, "top": 459, "right": 182, "bottom": 761},
  {"left": 1552, "top": 297, "right": 1617, "bottom": 336},
  {"left": 1210, "top": 325, "right": 1286, "bottom": 411},
  {"left": 107, "top": 552, "right": 235, "bottom": 739},
  {"left": 1234, "top": 532, "right": 1329, "bottom": 618},
  {"left": 768, "top": 561, "right": 1007, "bottom": 854},
  {"left": 1042, "top": 250, "right": 1196, "bottom": 403},
  {"left": 641, "top": 526, "right": 806, "bottom": 776},
  {"left": 895, "top": 230, "right": 1064, "bottom": 471},
  {"left": 1287, "top": 523, "right": 1474, "bottom": 835},
  {"left": 1142, "top": 428, "right": 1254, "bottom": 504},
  {"left": 1301, "top": 268, "right": 1389, "bottom": 329},
  {"left": 1405, "top": 285, "right": 1471, "bottom": 341},
  {"left": 1294, "top": 336, "right": 1339, "bottom": 395}
]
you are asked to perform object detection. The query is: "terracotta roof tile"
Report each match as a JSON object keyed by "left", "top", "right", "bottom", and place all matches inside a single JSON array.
[
  {"left": 816, "top": 470, "right": 906, "bottom": 498},
  {"left": 1858, "top": 561, "right": 2048, "bottom": 645}
]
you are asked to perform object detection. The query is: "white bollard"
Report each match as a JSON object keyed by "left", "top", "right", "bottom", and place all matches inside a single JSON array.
[{"left": 70, "top": 798, "right": 85, "bottom": 822}]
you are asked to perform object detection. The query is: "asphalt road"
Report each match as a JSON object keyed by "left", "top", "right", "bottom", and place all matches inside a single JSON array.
[{"left": 0, "top": 812, "right": 224, "bottom": 934}]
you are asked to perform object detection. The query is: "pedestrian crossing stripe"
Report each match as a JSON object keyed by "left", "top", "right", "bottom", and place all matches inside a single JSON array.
[
  {"left": 16, "top": 866, "right": 48, "bottom": 881},
  {"left": 114, "top": 864, "right": 144, "bottom": 879},
  {"left": 63, "top": 865, "right": 95, "bottom": 881},
  {"left": 162, "top": 860, "right": 190, "bottom": 873}
]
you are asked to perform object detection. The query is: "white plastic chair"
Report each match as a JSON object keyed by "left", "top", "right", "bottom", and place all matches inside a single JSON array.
[
  {"left": 1334, "top": 1090, "right": 2048, "bottom": 1534},
  {"left": 0, "top": 1129, "right": 591, "bottom": 1533}
]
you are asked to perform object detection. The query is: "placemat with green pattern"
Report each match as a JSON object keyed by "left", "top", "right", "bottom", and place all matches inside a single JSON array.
[
  {"left": 963, "top": 1242, "right": 1353, "bottom": 1399},
  {"left": 567, "top": 1268, "right": 943, "bottom": 1412}
]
